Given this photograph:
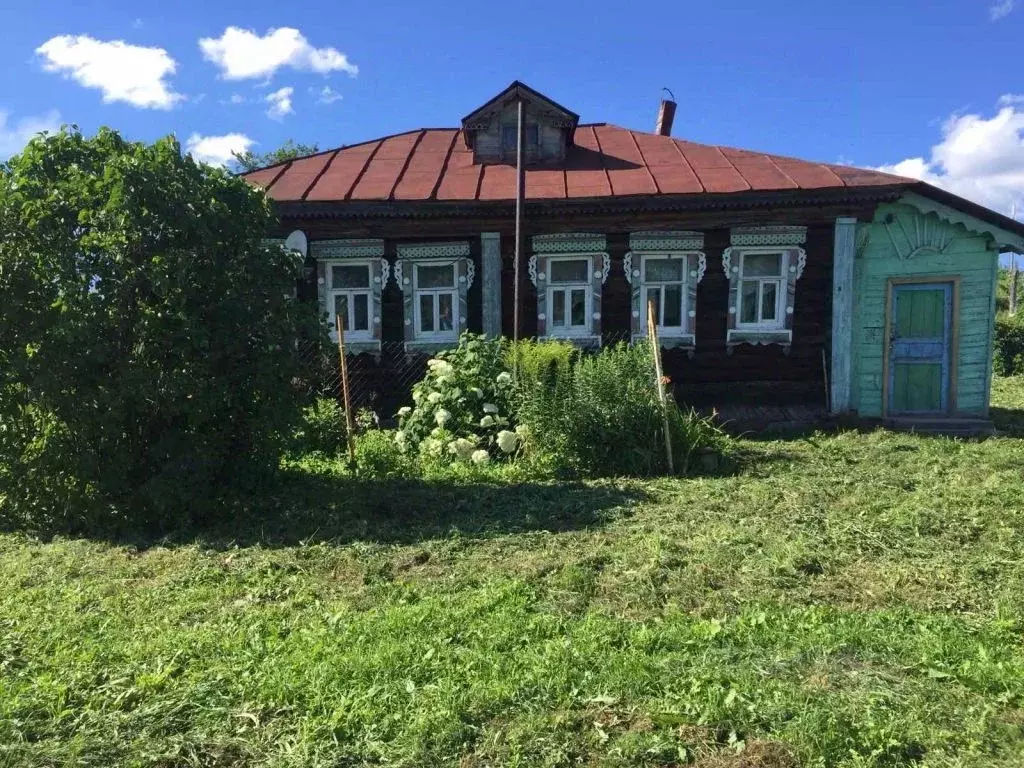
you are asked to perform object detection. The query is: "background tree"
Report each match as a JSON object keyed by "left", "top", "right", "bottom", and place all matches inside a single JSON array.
[
  {"left": 0, "top": 127, "right": 320, "bottom": 530},
  {"left": 232, "top": 139, "right": 320, "bottom": 172}
]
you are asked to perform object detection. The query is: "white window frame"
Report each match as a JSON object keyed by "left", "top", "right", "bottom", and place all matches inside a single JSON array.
[
  {"left": 325, "top": 259, "right": 375, "bottom": 342},
  {"left": 735, "top": 248, "right": 788, "bottom": 331},
  {"left": 544, "top": 255, "right": 593, "bottom": 339},
  {"left": 412, "top": 259, "right": 460, "bottom": 343},
  {"left": 639, "top": 253, "right": 689, "bottom": 337}
]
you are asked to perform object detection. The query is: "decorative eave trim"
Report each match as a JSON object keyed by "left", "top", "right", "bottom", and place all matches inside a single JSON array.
[
  {"left": 628, "top": 230, "right": 704, "bottom": 251},
  {"left": 395, "top": 241, "right": 471, "bottom": 260},
  {"left": 311, "top": 238, "right": 385, "bottom": 260},
  {"left": 531, "top": 232, "right": 606, "bottom": 254},
  {"left": 730, "top": 225, "right": 807, "bottom": 246},
  {"left": 899, "top": 192, "right": 1024, "bottom": 252}
]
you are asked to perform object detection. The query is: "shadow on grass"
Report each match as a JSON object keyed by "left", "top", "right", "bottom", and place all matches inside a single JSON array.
[
  {"left": 991, "top": 406, "right": 1024, "bottom": 436},
  {"left": 3, "top": 467, "right": 650, "bottom": 550}
]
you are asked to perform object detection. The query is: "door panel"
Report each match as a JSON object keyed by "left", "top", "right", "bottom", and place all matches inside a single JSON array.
[{"left": 888, "top": 283, "right": 952, "bottom": 415}]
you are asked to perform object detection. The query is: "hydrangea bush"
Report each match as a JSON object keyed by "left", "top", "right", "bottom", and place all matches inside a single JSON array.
[{"left": 395, "top": 334, "right": 522, "bottom": 463}]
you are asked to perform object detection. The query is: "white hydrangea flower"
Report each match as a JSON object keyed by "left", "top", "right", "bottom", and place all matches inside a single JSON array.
[
  {"left": 515, "top": 424, "right": 529, "bottom": 437},
  {"left": 480, "top": 415, "right": 495, "bottom": 428},
  {"left": 471, "top": 449, "right": 490, "bottom": 465},
  {"left": 427, "top": 359, "right": 454, "bottom": 376},
  {"left": 483, "top": 403, "right": 499, "bottom": 414},
  {"left": 435, "top": 409, "right": 452, "bottom": 426},
  {"left": 470, "top": 387, "right": 484, "bottom": 399},
  {"left": 448, "top": 437, "right": 475, "bottom": 458},
  {"left": 496, "top": 372, "right": 512, "bottom": 385},
  {"left": 397, "top": 406, "right": 412, "bottom": 417},
  {"left": 422, "top": 437, "right": 443, "bottom": 457},
  {"left": 394, "top": 430, "right": 406, "bottom": 445},
  {"left": 427, "top": 391, "right": 443, "bottom": 404},
  {"left": 496, "top": 430, "right": 518, "bottom": 453}
]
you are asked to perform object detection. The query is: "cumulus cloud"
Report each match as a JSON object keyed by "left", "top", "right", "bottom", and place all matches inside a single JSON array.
[
  {"left": 314, "top": 85, "right": 343, "bottom": 105},
  {"left": 185, "top": 132, "right": 254, "bottom": 166},
  {"left": 0, "top": 109, "right": 62, "bottom": 159},
  {"left": 36, "top": 35, "right": 183, "bottom": 109},
  {"left": 199, "top": 27, "right": 358, "bottom": 81},
  {"left": 265, "top": 86, "right": 294, "bottom": 120},
  {"left": 876, "top": 100, "right": 1024, "bottom": 216},
  {"left": 990, "top": 0, "right": 1016, "bottom": 20}
]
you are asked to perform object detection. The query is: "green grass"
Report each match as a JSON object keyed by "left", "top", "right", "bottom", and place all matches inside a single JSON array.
[{"left": 3, "top": 381, "right": 1024, "bottom": 766}]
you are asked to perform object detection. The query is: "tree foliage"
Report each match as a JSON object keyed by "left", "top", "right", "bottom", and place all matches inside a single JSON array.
[
  {"left": 232, "top": 140, "right": 320, "bottom": 172},
  {"left": 0, "top": 127, "right": 319, "bottom": 529}
]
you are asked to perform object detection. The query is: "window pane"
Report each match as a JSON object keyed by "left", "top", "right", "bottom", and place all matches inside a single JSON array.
[
  {"left": 663, "top": 285, "right": 683, "bottom": 327},
  {"left": 743, "top": 253, "right": 783, "bottom": 277},
  {"left": 549, "top": 259, "right": 588, "bottom": 284},
  {"left": 552, "top": 291, "right": 566, "bottom": 327},
  {"left": 762, "top": 282, "right": 778, "bottom": 321},
  {"left": 502, "top": 125, "right": 516, "bottom": 150},
  {"left": 353, "top": 294, "right": 369, "bottom": 331},
  {"left": 417, "top": 264, "right": 455, "bottom": 288},
  {"left": 570, "top": 289, "right": 587, "bottom": 327},
  {"left": 334, "top": 294, "right": 349, "bottom": 330},
  {"left": 332, "top": 264, "right": 370, "bottom": 289},
  {"left": 645, "top": 258, "right": 683, "bottom": 283},
  {"left": 419, "top": 294, "right": 434, "bottom": 332},
  {"left": 438, "top": 293, "right": 454, "bottom": 331},
  {"left": 740, "top": 281, "right": 759, "bottom": 324}
]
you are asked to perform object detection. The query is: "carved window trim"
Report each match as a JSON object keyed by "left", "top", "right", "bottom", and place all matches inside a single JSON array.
[
  {"left": 394, "top": 241, "right": 473, "bottom": 351},
  {"left": 723, "top": 231, "right": 808, "bottom": 349},
  {"left": 312, "top": 239, "right": 387, "bottom": 353},
  {"left": 530, "top": 234, "right": 608, "bottom": 345},
  {"left": 625, "top": 245, "right": 706, "bottom": 351}
]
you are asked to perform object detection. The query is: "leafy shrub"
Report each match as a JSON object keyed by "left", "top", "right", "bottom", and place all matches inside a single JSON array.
[
  {"left": 515, "top": 342, "right": 724, "bottom": 477},
  {"left": 994, "top": 313, "right": 1024, "bottom": 376},
  {"left": 293, "top": 398, "right": 347, "bottom": 455},
  {"left": 395, "top": 334, "right": 521, "bottom": 463},
  {"left": 355, "top": 429, "right": 415, "bottom": 478},
  {"left": 0, "top": 127, "right": 319, "bottom": 530},
  {"left": 505, "top": 338, "right": 578, "bottom": 390}
]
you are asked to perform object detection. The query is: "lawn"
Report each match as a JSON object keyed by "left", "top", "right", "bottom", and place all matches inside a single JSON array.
[{"left": 2, "top": 381, "right": 1024, "bottom": 767}]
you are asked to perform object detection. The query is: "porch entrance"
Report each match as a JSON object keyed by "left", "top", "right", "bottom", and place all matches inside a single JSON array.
[{"left": 886, "top": 281, "right": 955, "bottom": 415}]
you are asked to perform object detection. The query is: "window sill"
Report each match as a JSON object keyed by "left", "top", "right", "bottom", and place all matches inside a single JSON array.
[{"left": 726, "top": 329, "right": 793, "bottom": 349}]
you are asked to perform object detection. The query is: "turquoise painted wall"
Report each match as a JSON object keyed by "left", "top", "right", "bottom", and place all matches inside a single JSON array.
[{"left": 852, "top": 203, "right": 998, "bottom": 417}]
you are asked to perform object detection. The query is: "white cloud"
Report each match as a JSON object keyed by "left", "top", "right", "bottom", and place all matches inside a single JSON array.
[
  {"left": 0, "top": 109, "right": 62, "bottom": 159},
  {"left": 877, "top": 101, "right": 1024, "bottom": 216},
  {"left": 990, "top": 0, "right": 1015, "bottom": 20},
  {"left": 314, "top": 85, "right": 343, "bottom": 105},
  {"left": 265, "top": 86, "right": 294, "bottom": 120},
  {"left": 221, "top": 92, "right": 246, "bottom": 105},
  {"left": 36, "top": 35, "right": 183, "bottom": 109},
  {"left": 198, "top": 27, "right": 358, "bottom": 81},
  {"left": 999, "top": 94, "right": 1024, "bottom": 107},
  {"left": 185, "top": 132, "right": 255, "bottom": 166}
]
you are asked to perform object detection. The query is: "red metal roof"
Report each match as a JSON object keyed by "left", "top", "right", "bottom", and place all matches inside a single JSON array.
[{"left": 243, "top": 124, "right": 913, "bottom": 203}]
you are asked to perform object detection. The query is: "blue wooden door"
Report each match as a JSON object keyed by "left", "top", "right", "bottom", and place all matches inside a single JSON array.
[{"left": 888, "top": 282, "right": 953, "bottom": 415}]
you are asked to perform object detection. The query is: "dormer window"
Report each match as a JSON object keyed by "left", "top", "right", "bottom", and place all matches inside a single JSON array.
[
  {"left": 461, "top": 81, "right": 579, "bottom": 165},
  {"left": 501, "top": 124, "right": 539, "bottom": 153}
]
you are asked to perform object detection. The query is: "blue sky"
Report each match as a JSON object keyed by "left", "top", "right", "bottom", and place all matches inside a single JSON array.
[{"left": 1, "top": 0, "right": 1022, "bottom": 222}]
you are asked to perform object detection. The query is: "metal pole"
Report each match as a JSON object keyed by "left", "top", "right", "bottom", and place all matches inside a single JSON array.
[
  {"left": 513, "top": 97, "right": 524, "bottom": 343},
  {"left": 1011, "top": 203, "right": 1019, "bottom": 316}
]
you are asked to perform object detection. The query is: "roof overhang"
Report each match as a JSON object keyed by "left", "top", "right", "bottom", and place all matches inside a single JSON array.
[{"left": 904, "top": 184, "right": 1024, "bottom": 252}]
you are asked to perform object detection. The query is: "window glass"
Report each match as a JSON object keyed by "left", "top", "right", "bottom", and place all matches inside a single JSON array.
[
  {"left": 334, "top": 294, "right": 349, "bottom": 330},
  {"left": 663, "top": 285, "right": 683, "bottom": 327},
  {"left": 332, "top": 264, "right": 370, "bottom": 289},
  {"left": 761, "top": 282, "right": 778, "bottom": 321},
  {"left": 743, "top": 253, "right": 783, "bottom": 277},
  {"left": 740, "top": 281, "right": 759, "bottom": 324},
  {"left": 552, "top": 291, "right": 566, "bottom": 327},
  {"left": 570, "top": 289, "right": 587, "bottom": 326},
  {"left": 353, "top": 294, "right": 369, "bottom": 331},
  {"left": 549, "top": 259, "right": 588, "bottom": 283},
  {"left": 416, "top": 263, "right": 455, "bottom": 289},
  {"left": 438, "top": 294, "right": 454, "bottom": 332},
  {"left": 645, "top": 258, "right": 683, "bottom": 282},
  {"left": 419, "top": 294, "right": 434, "bottom": 332}
]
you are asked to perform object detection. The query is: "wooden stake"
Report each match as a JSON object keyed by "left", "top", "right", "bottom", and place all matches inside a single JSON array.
[
  {"left": 821, "top": 347, "right": 830, "bottom": 412},
  {"left": 647, "top": 299, "right": 674, "bottom": 474},
  {"left": 335, "top": 315, "right": 357, "bottom": 466}
]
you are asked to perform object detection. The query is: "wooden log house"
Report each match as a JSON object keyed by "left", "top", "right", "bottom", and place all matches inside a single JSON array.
[{"left": 245, "top": 82, "right": 1024, "bottom": 425}]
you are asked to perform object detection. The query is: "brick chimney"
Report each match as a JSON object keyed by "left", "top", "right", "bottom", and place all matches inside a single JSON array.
[{"left": 655, "top": 89, "right": 677, "bottom": 136}]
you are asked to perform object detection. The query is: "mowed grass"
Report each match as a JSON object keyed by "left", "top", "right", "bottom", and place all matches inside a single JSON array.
[{"left": 2, "top": 382, "right": 1024, "bottom": 766}]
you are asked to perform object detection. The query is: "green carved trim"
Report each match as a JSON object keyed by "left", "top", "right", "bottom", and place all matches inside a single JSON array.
[
  {"left": 311, "top": 238, "right": 385, "bottom": 260},
  {"left": 899, "top": 192, "right": 1024, "bottom": 252},
  {"left": 628, "top": 230, "right": 704, "bottom": 251},
  {"left": 532, "top": 233, "right": 606, "bottom": 254}
]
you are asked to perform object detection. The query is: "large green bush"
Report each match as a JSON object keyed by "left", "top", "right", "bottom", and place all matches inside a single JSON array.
[
  {"left": 515, "top": 342, "right": 723, "bottom": 477},
  {"left": 395, "top": 334, "right": 520, "bottom": 464},
  {"left": 994, "top": 312, "right": 1024, "bottom": 376},
  {"left": 0, "top": 128, "right": 319, "bottom": 529}
]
